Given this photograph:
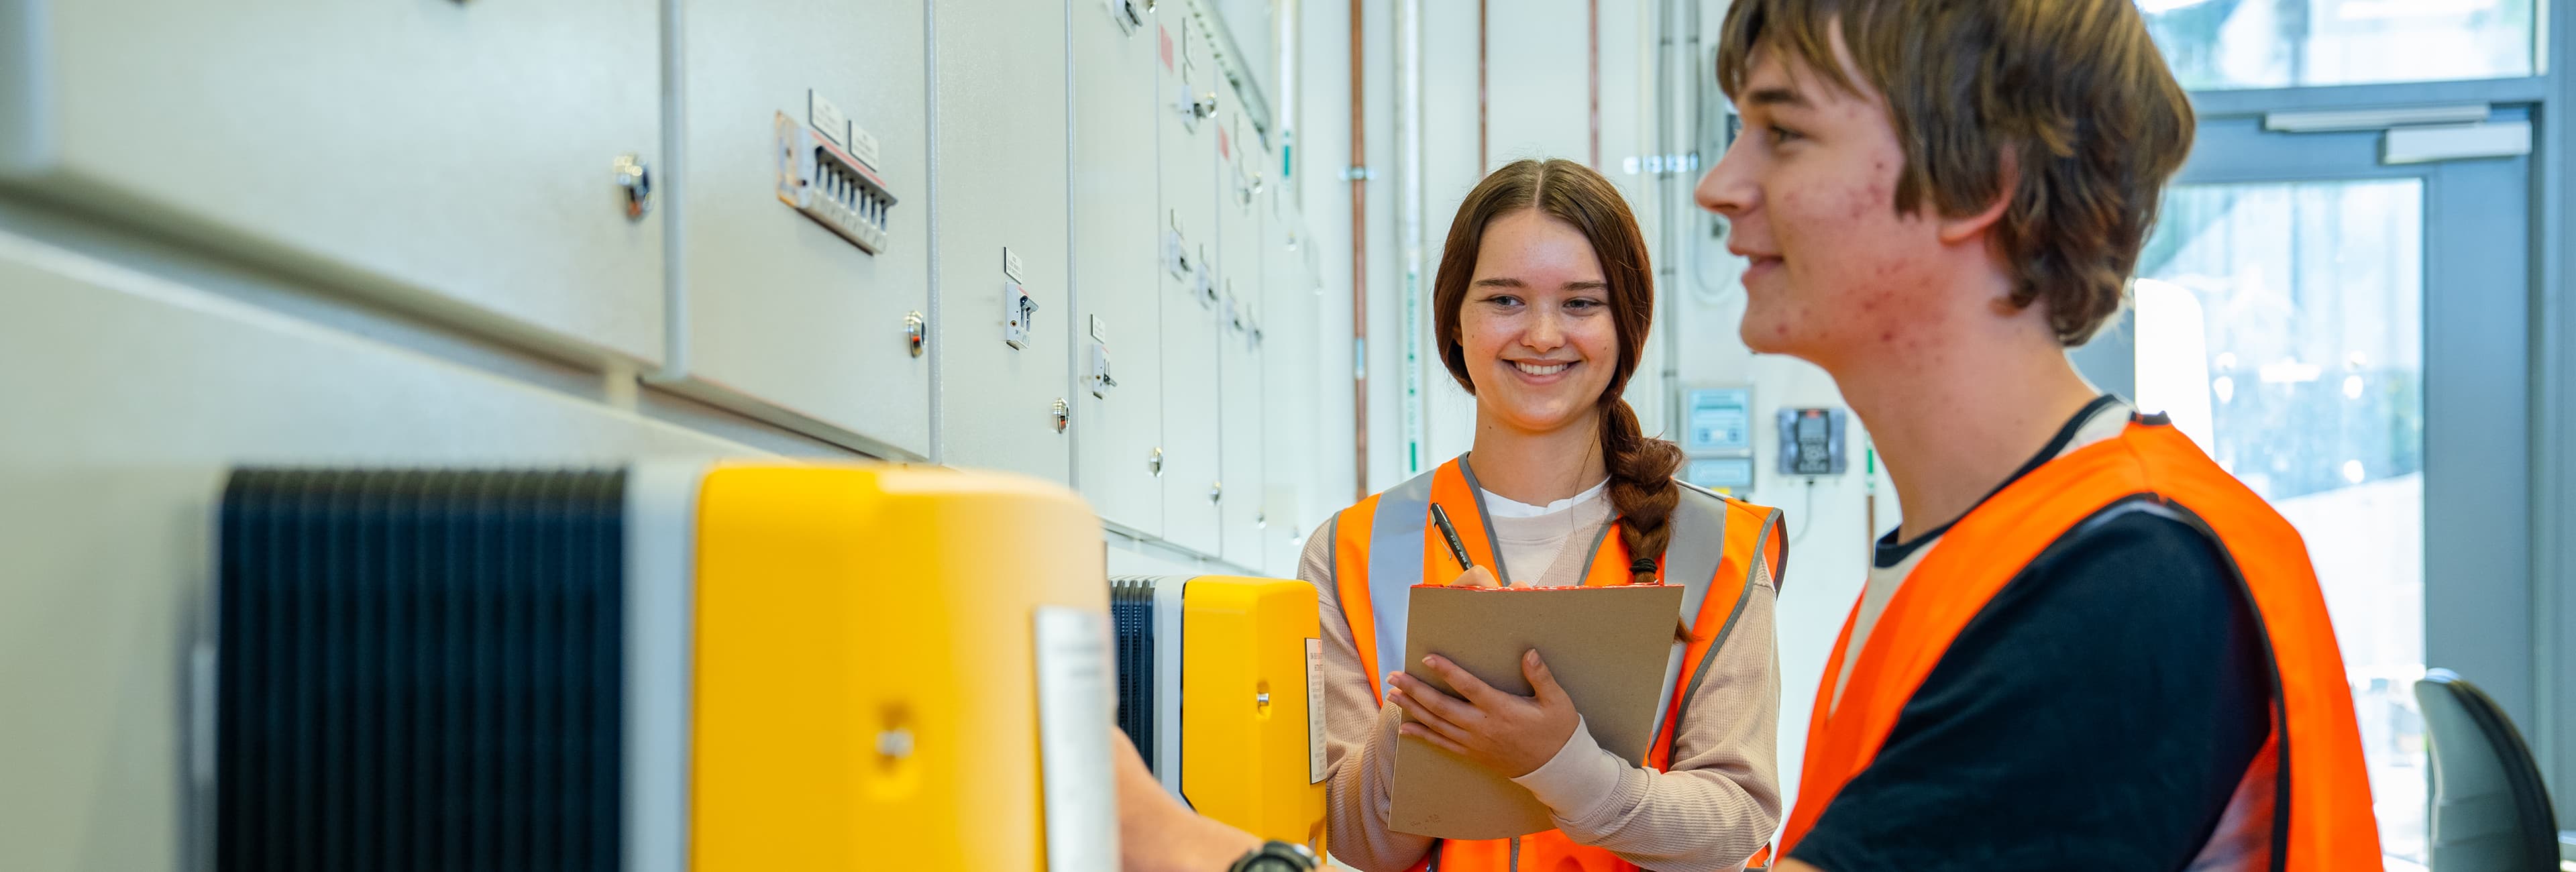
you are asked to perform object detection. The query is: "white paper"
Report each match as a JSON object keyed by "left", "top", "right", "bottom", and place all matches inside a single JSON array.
[
  {"left": 1033, "top": 607, "right": 1120, "bottom": 872},
  {"left": 1306, "top": 637, "right": 1328, "bottom": 784}
]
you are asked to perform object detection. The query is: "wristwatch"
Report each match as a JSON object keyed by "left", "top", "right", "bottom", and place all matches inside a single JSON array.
[{"left": 1226, "top": 840, "right": 1322, "bottom": 872}]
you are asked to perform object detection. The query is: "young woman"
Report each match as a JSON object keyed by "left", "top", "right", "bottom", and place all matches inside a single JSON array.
[{"left": 1301, "top": 158, "right": 1786, "bottom": 872}]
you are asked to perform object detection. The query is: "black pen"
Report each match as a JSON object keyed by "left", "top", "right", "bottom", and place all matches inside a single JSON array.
[{"left": 1429, "top": 504, "right": 1476, "bottom": 571}]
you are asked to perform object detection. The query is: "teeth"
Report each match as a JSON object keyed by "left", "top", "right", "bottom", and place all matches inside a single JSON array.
[{"left": 1514, "top": 362, "right": 1571, "bottom": 376}]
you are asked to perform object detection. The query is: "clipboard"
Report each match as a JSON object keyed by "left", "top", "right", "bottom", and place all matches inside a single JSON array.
[{"left": 1387, "top": 582, "right": 1685, "bottom": 839}]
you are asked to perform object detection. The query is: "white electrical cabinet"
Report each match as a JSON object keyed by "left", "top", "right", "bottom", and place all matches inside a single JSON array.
[
  {"left": 0, "top": 0, "right": 666, "bottom": 364},
  {"left": 1217, "top": 107, "right": 1271, "bottom": 569},
  {"left": 1070, "top": 0, "right": 1167, "bottom": 537},
  {"left": 1155, "top": 12, "right": 1226, "bottom": 557},
  {"left": 1263, "top": 198, "right": 1324, "bottom": 577},
  {"left": 659, "top": 0, "right": 932, "bottom": 458},
  {"left": 0, "top": 233, "right": 749, "bottom": 872},
  {"left": 930, "top": 1, "right": 1073, "bottom": 484}
]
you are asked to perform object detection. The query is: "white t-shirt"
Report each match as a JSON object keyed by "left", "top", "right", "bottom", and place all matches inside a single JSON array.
[{"left": 1476, "top": 479, "right": 1611, "bottom": 587}]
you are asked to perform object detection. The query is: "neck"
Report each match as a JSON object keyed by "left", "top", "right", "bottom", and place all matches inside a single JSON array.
[
  {"left": 1829, "top": 300, "right": 2101, "bottom": 542},
  {"left": 1466, "top": 406, "right": 1610, "bottom": 505}
]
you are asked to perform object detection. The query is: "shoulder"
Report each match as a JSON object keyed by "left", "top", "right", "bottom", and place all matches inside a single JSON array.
[{"left": 1999, "top": 498, "right": 2237, "bottom": 624}]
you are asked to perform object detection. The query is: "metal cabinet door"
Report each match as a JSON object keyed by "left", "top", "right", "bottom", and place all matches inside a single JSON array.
[
  {"left": 930, "top": 0, "right": 1072, "bottom": 484},
  {"left": 1070, "top": 0, "right": 1166, "bottom": 537},
  {"left": 0, "top": 0, "right": 665, "bottom": 364},
  {"left": 1218, "top": 107, "right": 1271, "bottom": 568},
  {"left": 1155, "top": 12, "right": 1225, "bottom": 557},
  {"left": 1262, "top": 200, "right": 1322, "bottom": 577},
  {"left": 661, "top": 0, "right": 931, "bottom": 458}
]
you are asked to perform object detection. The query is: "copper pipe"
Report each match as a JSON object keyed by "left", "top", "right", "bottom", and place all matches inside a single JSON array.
[
  {"left": 1587, "top": 0, "right": 1602, "bottom": 168},
  {"left": 1477, "top": 0, "right": 1489, "bottom": 174},
  {"left": 1349, "top": 0, "right": 1370, "bottom": 500}
]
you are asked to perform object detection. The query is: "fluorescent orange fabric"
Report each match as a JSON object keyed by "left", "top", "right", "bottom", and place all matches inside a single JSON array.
[
  {"left": 1776, "top": 419, "right": 2381, "bottom": 868},
  {"left": 1330, "top": 457, "right": 1782, "bottom": 872}
]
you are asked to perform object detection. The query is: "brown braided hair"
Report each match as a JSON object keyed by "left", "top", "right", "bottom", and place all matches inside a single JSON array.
[{"left": 1432, "top": 158, "right": 1683, "bottom": 585}]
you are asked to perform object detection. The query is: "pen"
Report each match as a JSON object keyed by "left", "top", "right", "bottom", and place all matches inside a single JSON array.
[{"left": 1429, "top": 504, "right": 1476, "bottom": 571}]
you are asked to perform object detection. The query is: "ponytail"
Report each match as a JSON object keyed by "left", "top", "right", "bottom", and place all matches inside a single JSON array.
[{"left": 1600, "top": 396, "right": 1683, "bottom": 585}]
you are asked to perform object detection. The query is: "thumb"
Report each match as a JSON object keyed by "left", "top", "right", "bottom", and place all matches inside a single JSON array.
[
  {"left": 1523, "top": 650, "right": 1567, "bottom": 702},
  {"left": 1451, "top": 565, "right": 1500, "bottom": 588}
]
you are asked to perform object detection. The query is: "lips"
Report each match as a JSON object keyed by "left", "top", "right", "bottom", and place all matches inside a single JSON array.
[
  {"left": 1513, "top": 361, "right": 1572, "bottom": 376},
  {"left": 1742, "top": 255, "right": 1783, "bottom": 284}
]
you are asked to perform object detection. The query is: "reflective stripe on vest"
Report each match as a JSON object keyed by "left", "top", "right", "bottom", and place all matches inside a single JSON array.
[
  {"left": 1329, "top": 455, "right": 1786, "bottom": 872},
  {"left": 1776, "top": 419, "right": 2380, "bottom": 869}
]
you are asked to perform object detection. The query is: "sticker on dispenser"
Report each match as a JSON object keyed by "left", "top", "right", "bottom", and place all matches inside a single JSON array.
[
  {"left": 806, "top": 90, "right": 849, "bottom": 148},
  {"left": 1004, "top": 247, "right": 1027, "bottom": 284},
  {"left": 1034, "top": 607, "right": 1118, "bottom": 872},
  {"left": 1306, "top": 637, "right": 1328, "bottom": 784}
]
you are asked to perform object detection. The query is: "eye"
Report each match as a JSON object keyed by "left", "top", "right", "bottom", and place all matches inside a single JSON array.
[
  {"left": 1767, "top": 124, "right": 1804, "bottom": 146},
  {"left": 1481, "top": 293, "right": 1524, "bottom": 308},
  {"left": 1565, "top": 296, "right": 1607, "bottom": 311}
]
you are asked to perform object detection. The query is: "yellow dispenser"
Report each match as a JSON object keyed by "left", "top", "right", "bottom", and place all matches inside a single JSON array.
[
  {"left": 692, "top": 464, "right": 1112, "bottom": 871},
  {"left": 212, "top": 463, "right": 1115, "bottom": 872},
  {"left": 1112, "top": 575, "right": 1328, "bottom": 856}
]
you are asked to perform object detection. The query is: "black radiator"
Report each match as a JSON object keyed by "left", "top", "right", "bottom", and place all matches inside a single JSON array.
[
  {"left": 1108, "top": 576, "right": 1161, "bottom": 772},
  {"left": 215, "top": 468, "right": 627, "bottom": 872}
]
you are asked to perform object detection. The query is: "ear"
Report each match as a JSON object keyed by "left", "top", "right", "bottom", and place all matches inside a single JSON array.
[{"left": 1936, "top": 147, "right": 2019, "bottom": 246}]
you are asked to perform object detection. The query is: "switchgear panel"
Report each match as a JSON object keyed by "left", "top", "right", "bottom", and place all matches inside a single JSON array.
[
  {"left": 1071, "top": 0, "right": 1171, "bottom": 537},
  {"left": 664, "top": 1, "right": 932, "bottom": 458},
  {"left": 1155, "top": 10, "right": 1225, "bottom": 557},
  {"left": 0, "top": 0, "right": 667, "bottom": 365},
  {"left": 928, "top": 0, "right": 1073, "bottom": 485}
]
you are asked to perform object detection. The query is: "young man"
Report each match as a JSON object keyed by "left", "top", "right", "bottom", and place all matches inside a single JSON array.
[{"left": 1696, "top": 1, "right": 2381, "bottom": 870}]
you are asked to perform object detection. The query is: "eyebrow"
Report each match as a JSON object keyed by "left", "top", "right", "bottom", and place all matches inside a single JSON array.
[
  {"left": 1744, "top": 86, "right": 1809, "bottom": 109},
  {"left": 1471, "top": 277, "right": 1609, "bottom": 290}
]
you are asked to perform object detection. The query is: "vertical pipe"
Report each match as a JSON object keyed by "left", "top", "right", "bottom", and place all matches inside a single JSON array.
[
  {"left": 1656, "top": 0, "right": 1679, "bottom": 436},
  {"left": 1477, "top": 0, "right": 1489, "bottom": 174},
  {"left": 1350, "top": 0, "right": 1371, "bottom": 500},
  {"left": 1589, "top": 0, "right": 1603, "bottom": 169},
  {"left": 1397, "top": 0, "right": 1426, "bottom": 478}
]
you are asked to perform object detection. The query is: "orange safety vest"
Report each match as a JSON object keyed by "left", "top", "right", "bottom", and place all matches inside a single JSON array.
[
  {"left": 1778, "top": 417, "right": 2381, "bottom": 868},
  {"left": 1329, "top": 455, "right": 1785, "bottom": 872}
]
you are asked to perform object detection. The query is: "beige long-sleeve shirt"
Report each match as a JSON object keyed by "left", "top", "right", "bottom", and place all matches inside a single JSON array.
[{"left": 1300, "top": 492, "right": 1782, "bottom": 872}]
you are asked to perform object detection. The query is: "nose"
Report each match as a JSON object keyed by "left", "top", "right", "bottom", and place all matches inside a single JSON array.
[
  {"left": 1696, "top": 135, "right": 1759, "bottom": 218},
  {"left": 1524, "top": 309, "right": 1566, "bottom": 351}
]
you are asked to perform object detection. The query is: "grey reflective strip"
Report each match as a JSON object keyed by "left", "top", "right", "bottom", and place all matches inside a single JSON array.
[
  {"left": 1450, "top": 454, "right": 1516, "bottom": 584},
  {"left": 1646, "top": 485, "right": 1731, "bottom": 749},
  {"left": 1578, "top": 519, "right": 1617, "bottom": 574},
  {"left": 1668, "top": 508, "right": 1784, "bottom": 745},
  {"left": 1366, "top": 470, "right": 1439, "bottom": 684}
]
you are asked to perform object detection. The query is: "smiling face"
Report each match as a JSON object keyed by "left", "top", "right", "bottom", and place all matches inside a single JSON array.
[
  {"left": 1456, "top": 209, "right": 1623, "bottom": 436},
  {"left": 1696, "top": 37, "right": 1954, "bottom": 367}
]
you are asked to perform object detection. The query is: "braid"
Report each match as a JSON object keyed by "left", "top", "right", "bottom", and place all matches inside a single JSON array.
[{"left": 1600, "top": 396, "right": 1683, "bottom": 585}]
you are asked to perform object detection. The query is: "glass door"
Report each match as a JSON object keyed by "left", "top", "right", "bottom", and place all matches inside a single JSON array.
[{"left": 2092, "top": 93, "right": 2536, "bottom": 867}]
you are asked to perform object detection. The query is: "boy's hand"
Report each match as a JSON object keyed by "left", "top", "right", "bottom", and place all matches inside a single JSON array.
[{"left": 1387, "top": 649, "right": 1576, "bottom": 777}]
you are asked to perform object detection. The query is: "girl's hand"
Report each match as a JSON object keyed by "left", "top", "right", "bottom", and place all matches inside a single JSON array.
[{"left": 1387, "top": 649, "right": 1577, "bottom": 778}]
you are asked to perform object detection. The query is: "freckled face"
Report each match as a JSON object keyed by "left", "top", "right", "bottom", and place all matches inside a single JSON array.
[
  {"left": 1458, "top": 209, "right": 1623, "bottom": 435},
  {"left": 1695, "top": 38, "right": 1950, "bottom": 362}
]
